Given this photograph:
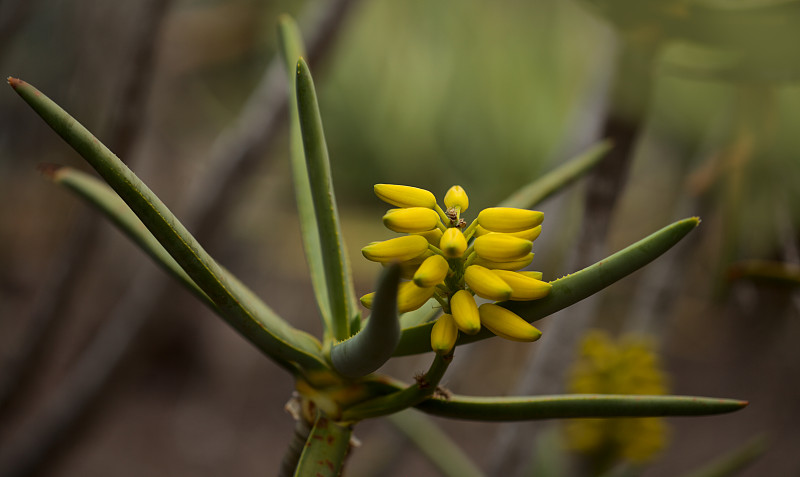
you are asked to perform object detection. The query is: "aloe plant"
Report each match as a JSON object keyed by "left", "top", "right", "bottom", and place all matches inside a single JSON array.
[{"left": 7, "top": 15, "right": 748, "bottom": 476}]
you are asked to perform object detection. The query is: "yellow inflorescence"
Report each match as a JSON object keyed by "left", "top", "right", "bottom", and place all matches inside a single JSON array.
[
  {"left": 565, "top": 331, "right": 671, "bottom": 469},
  {"left": 362, "top": 184, "right": 552, "bottom": 354}
]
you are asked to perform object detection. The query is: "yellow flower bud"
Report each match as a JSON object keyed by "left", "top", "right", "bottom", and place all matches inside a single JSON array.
[
  {"left": 374, "top": 184, "right": 436, "bottom": 208},
  {"left": 397, "top": 281, "right": 436, "bottom": 313},
  {"left": 444, "top": 185, "right": 469, "bottom": 212},
  {"left": 473, "top": 234, "right": 533, "bottom": 262},
  {"left": 472, "top": 253, "right": 534, "bottom": 271},
  {"left": 360, "top": 292, "right": 374, "bottom": 309},
  {"left": 464, "top": 264, "right": 512, "bottom": 301},
  {"left": 413, "top": 254, "right": 450, "bottom": 287},
  {"left": 475, "top": 225, "right": 541, "bottom": 241},
  {"left": 490, "top": 270, "right": 552, "bottom": 300},
  {"left": 450, "top": 289, "right": 481, "bottom": 334},
  {"left": 362, "top": 235, "right": 429, "bottom": 262},
  {"left": 478, "top": 303, "right": 542, "bottom": 342},
  {"left": 430, "top": 313, "right": 458, "bottom": 355},
  {"left": 382, "top": 207, "right": 441, "bottom": 233},
  {"left": 508, "top": 225, "right": 542, "bottom": 242},
  {"left": 474, "top": 225, "right": 492, "bottom": 237},
  {"left": 477, "top": 207, "right": 544, "bottom": 233},
  {"left": 440, "top": 227, "right": 467, "bottom": 258},
  {"left": 517, "top": 270, "right": 543, "bottom": 281},
  {"left": 414, "top": 228, "right": 443, "bottom": 246}
]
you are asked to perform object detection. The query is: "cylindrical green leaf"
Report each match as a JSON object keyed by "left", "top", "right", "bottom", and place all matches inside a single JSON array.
[
  {"left": 48, "top": 166, "right": 217, "bottom": 311},
  {"left": 296, "top": 58, "right": 357, "bottom": 341},
  {"left": 330, "top": 265, "right": 401, "bottom": 377},
  {"left": 278, "top": 15, "right": 333, "bottom": 335},
  {"left": 393, "top": 218, "right": 700, "bottom": 356},
  {"left": 416, "top": 394, "right": 748, "bottom": 421},
  {"left": 8, "top": 77, "right": 328, "bottom": 375}
]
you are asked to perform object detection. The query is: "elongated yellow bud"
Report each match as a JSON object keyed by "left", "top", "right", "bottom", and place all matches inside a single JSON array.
[
  {"left": 362, "top": 235, "right": 429, "bottom": 262},
  {"left": 478, "top": 303, "right": 542, "bottom": 342},
  {"left": 444, "top": 185, "right": 469, "bottom": 212},
  {"left": 472, "top": 253, "right": 534, "bottom": 271},
  {"left": 397, "top": 281, "right": 436, "bottom": 313},
  {"left": 374, "top": 184, "right": 437, "bottom": 208},
  {"left": 414, "top": 228, "right": 443, "bottom": 246},
  {"left": 464, "top": 264, "right": 512, "bottom": 301},
  {"left": 440, "top": 227, "right": 467, "bottom": 258},
  {"left": 518, "top": 270, "right": 543, "bottom": 281},
  {"left": 473, "top": 234, "right": 532, "bottom": 262},
  {"left": 475, "top": 225, "right": 541, "bottom": 241},
  {"left": 477, "top": 207, "right": 544, "bottom": 233},
  {"left": 450, "top": 290, "right": 481, "bottom": 334},
  {"left": 360, "top": 292, "right": 374, "bottom": 309},
  {"left": 413, "top": 254, "right": 449, "bottom": 287},
  {"left": 362, "top": 282, "right": 435, "bottom": 312},
  {"left": 430, "top": 313, "right": 458, "bottom": 355},
  {"left": 509, "top": 225, "right": 542, "bottom": 242},
  {"left": 490, "top": 270, "right": 552, "bottom": 300},
  {"left": 382, "top": 207, "right": 440, "bottom": 233}
]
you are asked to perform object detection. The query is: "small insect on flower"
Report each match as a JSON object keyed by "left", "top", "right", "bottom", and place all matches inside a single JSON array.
[{"left": 362, "top": 184, "right": 551, "bottom": 351}]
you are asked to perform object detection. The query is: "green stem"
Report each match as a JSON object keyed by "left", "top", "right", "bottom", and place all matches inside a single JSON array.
[
  {"left": 279, "top": 416, "right": 314, "bottom": 477},
  {"left": 341, "top": 353, "right": 452, "bottom": 421}
]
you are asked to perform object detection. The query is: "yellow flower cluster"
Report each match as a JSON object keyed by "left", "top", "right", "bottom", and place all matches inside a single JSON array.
[
  {"left": 565, "top": 331, "right": 670, "bottom": 468},
  {"left": 361, "top": 184, "right": 551, "bottom": 354}
]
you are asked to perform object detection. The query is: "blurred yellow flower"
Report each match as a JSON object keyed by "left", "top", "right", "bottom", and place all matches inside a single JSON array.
[{"left": 565, "top": 331, "right": 670, "bottom": 471}]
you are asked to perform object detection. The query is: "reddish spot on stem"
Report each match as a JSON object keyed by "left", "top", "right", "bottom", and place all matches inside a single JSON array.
[
  {"left": 326, "top": 435, "right": 335, "bottom": 445},
  {"left": 7, "top": 77, "right": 23, "bottom": 88},
  {"left": 324, "top": 459, "right": 334, "bottom": 470},
  {"left": 311, "top": 434, "right": 324, "bottom": 441}
]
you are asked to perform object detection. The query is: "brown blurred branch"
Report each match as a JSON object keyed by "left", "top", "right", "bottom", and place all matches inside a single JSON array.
[
  {"left": 0, "top": 0, "right": 173, "bottom": 424},
  {"left": 0, "top": 1, "right": 359, "bottom": 476},
  {"left": 0, "top": 0, "right": 40, "bottom": 64}
]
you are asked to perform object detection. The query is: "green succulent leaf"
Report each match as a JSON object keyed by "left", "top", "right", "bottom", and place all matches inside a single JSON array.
[
  {"left": 415, "top": 394, "right": 748, "bottom": 421},
  {"left": 330, "top": 265, "right": 401, "bottom": 378},
  {"left": 499, "top": 140, "right": 612, "bottom": 208},
  {"left": 10, "top": 77, "right": 328, "bottom": 375},
  {"left": 44, "top": 165, "right": 216, "bottom": 310},
  {"left": 294, "top": 57, "right": 358, "bottom": 342},
  {"left": 278, "top": 15, "right": 333, "bottom": 335},
  {"left": 393, "top": 217, "right": 699, "bottom": 356},
  {"left": 293, "top": 413, "right": 352, "bottom": 477}
]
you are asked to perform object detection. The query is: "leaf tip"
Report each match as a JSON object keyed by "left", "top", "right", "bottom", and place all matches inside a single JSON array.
[
  {"left": 7, "top": 76, "right": 23, "bottom": 89},
  {"left": 36, "top": 163, "right": 64, "bottom": 180}
]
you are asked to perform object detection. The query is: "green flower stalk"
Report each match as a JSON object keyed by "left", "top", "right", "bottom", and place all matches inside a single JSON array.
[{"left": 361, "top": 185, "right": 552, "bottom": 352}]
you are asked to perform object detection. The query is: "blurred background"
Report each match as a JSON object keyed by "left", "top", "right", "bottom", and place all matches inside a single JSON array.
[{"left": 1, "top": 0, "right": 799, "bottom": 475}]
